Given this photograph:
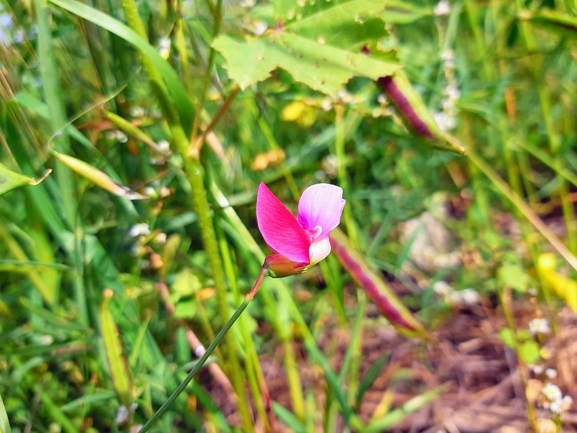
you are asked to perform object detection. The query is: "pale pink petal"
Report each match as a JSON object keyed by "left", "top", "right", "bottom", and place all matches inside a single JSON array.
[
  {"left": 256, "top": 182, "right": 311, "bottom": 264},
  {"left": 297, "top": 184, "right": 345, "bottom": 239},
  {"left": 309, "top": 237, "right": 332, "bottom": 266}
]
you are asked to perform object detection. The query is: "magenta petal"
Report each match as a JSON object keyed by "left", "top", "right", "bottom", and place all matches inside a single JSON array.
[
  {"left": 297, "top": 184, "right": 345, "bottom": 239},
  {"left": 256, "top": 182, "right": 311, "bottom": 264}
]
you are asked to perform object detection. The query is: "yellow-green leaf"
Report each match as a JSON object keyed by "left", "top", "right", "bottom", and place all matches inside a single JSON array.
[
  {"left": 100, "top": 289, "right": 132, "bottom": 406},
  {"left": 0, "top": 162, "right": 50, "bottom": 196}
]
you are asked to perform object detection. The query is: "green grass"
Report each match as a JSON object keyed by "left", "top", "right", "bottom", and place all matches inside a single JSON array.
[{"left": 1, "top": 0, "right": 577, "bottom": 431}]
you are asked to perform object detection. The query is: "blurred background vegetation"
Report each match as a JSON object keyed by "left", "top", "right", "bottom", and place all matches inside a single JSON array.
[{"left": 1, "top": 0, "right": 577, "bottom": 431}]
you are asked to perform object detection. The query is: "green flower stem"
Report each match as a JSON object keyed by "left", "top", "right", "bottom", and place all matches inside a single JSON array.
[
  {"left": 216, "top": 220, "right": 271, "bottom": 431},
  {"left": 331, "top": 103, "right": 367, "bottom": 428},
  {"left": 139, "top": 301, "right": 249, "bottom": 433},
  {"left": 118, "top": 0, "right": 253, "bottom": 428},
  {"left": 140, "top": 269, "right": 267, "bottom": 433}
]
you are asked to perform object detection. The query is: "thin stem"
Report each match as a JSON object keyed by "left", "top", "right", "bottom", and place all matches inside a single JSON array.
[
  {"left": 155, "top": 282, "right": 233, "bottom": 392},
  {"left": 217, "top": 221, "right": 272, "bottom": 431},
  {"left": 140, "top": 271, "right": 267, "bottom": 433},
  {"left": 446, "top": 133, "right": 577, "bottom": 272},
  {"left": 189, "top": 0, "right": 223, "bottom": 146},
  {"left": 189, "top": 85, "right": 240, "bottom": 157}
]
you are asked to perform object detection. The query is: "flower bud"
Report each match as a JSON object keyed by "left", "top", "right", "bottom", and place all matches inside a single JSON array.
[{"left": 263, "top": 254, "right": 308, "bottom": 278}]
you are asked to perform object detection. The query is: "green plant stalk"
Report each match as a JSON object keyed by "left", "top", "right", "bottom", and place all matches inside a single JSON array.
[
  {"left": 175, "top": 9, "right": 192, "bottom": 95},
  {"left": 182, "top": 156, "right": 253, "bottom": 432},
  {"left": 450, "top": 135, "right": 577, "bottom": 271},
  {"left": 0, "top": 222, "right": 56, "bottom": 304},
  {"left": 516, "top": 0, "right": 577, "bottom": 255},
  {"left": 497, "top": 287, "right": 538, "bottom": 430},
  {"left": 39, "top": 391, "right": 80, "bottom": 433},
  {"left": 251, "top": 99, "right": 300, "bottom": 199},
  {"left": 35, "top": 0, "right": 87, "bottom": 322},
  {"left": 217, "top": 220, "right": 270, "bottom": 431},
  {"left": 334, "top": 102, "right": 366, "bottom": 422},
  {"left": 189, "top": 0, "right": 222, "bottom": 145},
  {"left": 139, "top": 276, "right": 264, "bottom": 433},
  {"left": 118, "top": 0, "right": 253, "bottom": 428},
  {"left": 140, "top": 299, "right": 251, "bottom": 433}
]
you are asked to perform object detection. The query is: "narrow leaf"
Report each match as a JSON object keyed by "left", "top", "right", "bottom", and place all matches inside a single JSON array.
[
  {"left": 54, "top": 152, "right": 146, "bottom": 200},
  {"left": 329, "top": 228, "right": 430, "bottom": 339},
  {"left": 100, "top": 289, "right": 133, "bottom": 406},
  {"left": 0, "top": 391, "right": 11, "bottom": 433},
  {"left": 356, "top": 352, "right": 389, "bottom": 407},
  {"left": 0, "top": 162, "right": 50, "bottom": 196},
  {"left": 104, "top": 111, "right": 166, "bottom": 153},
  {"left": 362, "top": 384, "right": 448, "bottom": 432},
  {"left": 521, "top": 9, "right": 577, "bottom": 39},
  {"left": 47, "top": 0, "right": 195, "bottom": 134}
]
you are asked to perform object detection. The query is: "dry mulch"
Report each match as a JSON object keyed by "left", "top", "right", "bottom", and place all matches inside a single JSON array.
[{"left": 245, "top": 300, "right": 577, "bottom": 432}]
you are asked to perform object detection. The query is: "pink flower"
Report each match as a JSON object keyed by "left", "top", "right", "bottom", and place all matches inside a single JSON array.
[{"left": 256, "top": 182, "right": 345, "bottom": 277}]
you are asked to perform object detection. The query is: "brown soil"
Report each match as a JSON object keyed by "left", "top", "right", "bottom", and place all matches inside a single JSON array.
[{"left": 206, "top": 299, "right": 577, "bottom": 433}]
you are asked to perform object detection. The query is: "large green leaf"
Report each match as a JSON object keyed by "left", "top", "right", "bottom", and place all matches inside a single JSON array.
[{"left": 213, "top": 0, "right": 401, "bottom": 94}]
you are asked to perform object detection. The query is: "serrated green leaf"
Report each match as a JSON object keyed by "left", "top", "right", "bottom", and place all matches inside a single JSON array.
[
  {"left": 214, "top": 0, "right": 400, "bottom": 95},
  {"left": 214, "top": 33, "right": 399, "bottom": 95},
  {"left": 284, "top": 0, "right": 390, "bottom": 49}
]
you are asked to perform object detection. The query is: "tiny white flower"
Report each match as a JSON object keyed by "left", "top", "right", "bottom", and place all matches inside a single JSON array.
[
  {"left": 542, "top": 383, "right": 562, "bottom": 402},
  {"left": 448, "top": 291, "right": 464, "bottom": 306},
  {"left": 39, "top": 335, "right": 54, "bottom": 346},
  {"left": 444, "top": 84, "right": 460, "bottom": 100},
  {"left": 550, "top": 395, "right": 573, "bottom": 414},
  {"left": 433, "top": 112, "right": 457, "bottom": 131},
  {"left": 546, "top": 368, "right": 558, "bottom": 379},
  {"left": 253, "top": 20, "right": 268, "bottom": 35},
  {"left": 194, "top": 345, "right": 205, "bottom": 357},
  {"left": 433, "top": 281, "right": 452, "bottom": 296},
  {"left": 439, "top": 49, "right": 456, "bottom": 68},
  {"left": 129, "top": 223, "right": 150, "bottom": 238},
  {"left": 159, "top": 186, "right": 171, "bottom": 198},
  {"left": 529, "top": 365, "right": 544, "bottom": 375},
  {"left": 130, "top": 106, "right": 145, "bottom": 118},
  {"left": 155, "top": 232, "right": 167, "bottom": 244},
  {"left": 157, "top": 140, "right": 170, "bottom": 152},
  {"left": 336, "top": 88, "right": 348, "bottom": 99},
  {"left": 434, "top": 0, "right": 450, "bottom": 17},
  {"left": 461, "top": 288, "right": 480, "bottom": 305},
  {"left": 144, "top": 186, "right": 156, "bottom": 197},
  {"left": 158, "top": 36, "right": 171, "bottom": 51},
  {"left": 529, "top": 318, "right": 550, "bottom": 335},
  {"left": 321, "top": 155, "right": 339, "bottom": 178},
  {"left": 115, "top": 405, "right": 129, "bottom": 424},
  {"left": 321, "top": 98, "right": 333, "bottom": 111},
  {"left": 377, "top": 94, "right": 388, "bottom": 105}
]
